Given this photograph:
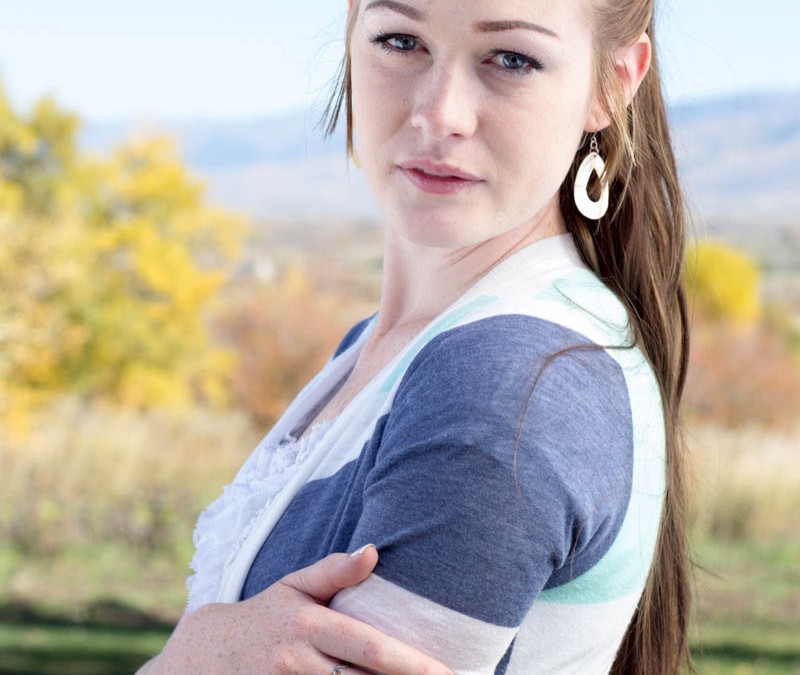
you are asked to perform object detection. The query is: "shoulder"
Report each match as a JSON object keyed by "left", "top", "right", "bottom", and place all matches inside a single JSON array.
[
  {"left": 370, "top": 314, "right": 637, "bottom": 594},
  {"left": 392, "top": 313, "right": 631, "bottom": 432},
  {"left": 386, "top": 312, "right": 635, "bottom": 511}
]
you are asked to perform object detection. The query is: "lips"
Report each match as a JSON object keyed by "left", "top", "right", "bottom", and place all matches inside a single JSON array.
[
  {"left": 398, "top": 159, "right": 482, "bottom": 181},
  {"left": 397, "top": 159, "right": 484, "bottom": 195}
]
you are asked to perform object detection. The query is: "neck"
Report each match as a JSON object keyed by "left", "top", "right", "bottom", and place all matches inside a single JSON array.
[{"left": 372, "top": 202, "right": 566, "bottom": 339}]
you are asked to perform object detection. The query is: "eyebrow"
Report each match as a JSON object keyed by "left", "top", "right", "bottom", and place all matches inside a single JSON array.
[
  {"left": 363, "top": 2, "right": 559, "bottom": 41},
  {"left": 474, "top": 20, "right": 560, "bottom": 40},
  {"left": 364, "top": 0, "right": 426, "bottom": 21}
]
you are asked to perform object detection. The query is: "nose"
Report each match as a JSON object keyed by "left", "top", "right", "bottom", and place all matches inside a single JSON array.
[{"left": 410, "top": 62, "right": 478, "bottom": 141}]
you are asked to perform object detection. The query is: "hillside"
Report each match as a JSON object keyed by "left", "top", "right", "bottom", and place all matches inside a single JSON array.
[
  {"left": 80, "top": 91, "right": 800, "bottom": 226},
  {"left": 671, "top": 91, "right": 800, "bottom": 223}
]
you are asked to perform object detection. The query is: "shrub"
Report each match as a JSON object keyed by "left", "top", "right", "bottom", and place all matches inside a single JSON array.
[
  {"left": 214, "top": 265, "right": 359, "bottom": 428},
  {"left": 685, "top": 316, "right": 800, "bottom": 430}
]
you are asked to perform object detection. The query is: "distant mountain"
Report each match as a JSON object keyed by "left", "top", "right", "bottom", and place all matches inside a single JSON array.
[
  {"left": 81, "top": 108, "right": 342, "bottom": 167},
  {"left": 669, "top": 91, "right": 800, "bottom": 224},
  {"left": 80, "top": 91, "right": 800, "bottom": 224}
]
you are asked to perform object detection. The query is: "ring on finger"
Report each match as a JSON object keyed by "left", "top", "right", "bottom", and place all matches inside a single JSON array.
[{"left": 332, "top": 665, "right": 349, "bottom": 674}]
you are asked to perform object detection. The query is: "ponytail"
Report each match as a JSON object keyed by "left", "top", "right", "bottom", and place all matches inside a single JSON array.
[{"left": 560, "top": 7, "right": 693, "bottom": 673}]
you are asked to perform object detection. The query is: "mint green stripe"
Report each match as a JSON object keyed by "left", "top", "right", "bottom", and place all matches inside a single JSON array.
[
  {"left": 539, "top": 346, "right": 666, "bottom": 605},
  {"left": 378, "top": 295, "right": 497, "bottom": 393}
]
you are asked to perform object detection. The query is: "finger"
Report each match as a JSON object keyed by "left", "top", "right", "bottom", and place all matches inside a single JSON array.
[
  {"left": 285, "top": 649, "right": 371, "bottom": 675},
  {"left": 311, "top": 606, "right": 453, "bottom": 675},
  {"left": 282, "top": 544, "right": 379, "bottom": 603},
  {"left": 321, "top": 657, "right": 374, "bottom": 675}
]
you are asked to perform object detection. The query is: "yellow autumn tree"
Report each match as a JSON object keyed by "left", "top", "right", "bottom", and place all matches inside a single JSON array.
[
  {"left": 684, "top": 240, "right": 762, "bottom": 326},
  {"left": 0, "top": 83, "right": 247, "bottom": 434}
]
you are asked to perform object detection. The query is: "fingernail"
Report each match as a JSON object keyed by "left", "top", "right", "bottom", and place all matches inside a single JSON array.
[{"left": 349, "top": 543, "right": 375, "bottom": 558}]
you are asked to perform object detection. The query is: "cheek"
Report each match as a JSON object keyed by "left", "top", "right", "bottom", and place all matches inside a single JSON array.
[
  {"left": 351, "top": 48, "right": 410, "bottom": 134},
  {"left": 492, "top": 101, "right": 583, "bottom": 203}
]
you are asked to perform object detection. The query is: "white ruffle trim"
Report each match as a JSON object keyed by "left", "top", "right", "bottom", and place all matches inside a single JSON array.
[{"left": 185, "top": 419, "right": 335, "bottom": 613}]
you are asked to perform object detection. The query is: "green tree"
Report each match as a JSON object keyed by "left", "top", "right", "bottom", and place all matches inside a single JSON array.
[{"left": 0, "top": 83, "right": 246, "bottom": 435}]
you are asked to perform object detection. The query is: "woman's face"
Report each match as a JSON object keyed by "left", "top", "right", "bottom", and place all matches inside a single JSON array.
[{"left": 349, "top": 0, "right": 602, "bottom": 249}]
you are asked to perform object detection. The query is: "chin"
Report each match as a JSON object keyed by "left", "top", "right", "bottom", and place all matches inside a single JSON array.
[
  {"left": 396, "top": 221, "right": 497, "bottom": 250},
  {"left": 387, "top": 209, "right": 477, "bottom": 249},
  {"left": 385, "top": 199, "right": 490, "bottom": 247}
]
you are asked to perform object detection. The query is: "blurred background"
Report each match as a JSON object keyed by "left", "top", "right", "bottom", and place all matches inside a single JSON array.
[{"left": 1, "top": 1, "right": 799, "bottom": 673}]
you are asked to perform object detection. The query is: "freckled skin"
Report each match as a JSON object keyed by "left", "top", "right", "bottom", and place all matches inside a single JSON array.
[{"left": 138, "top": 549, "right": 455, "bottom": 674}]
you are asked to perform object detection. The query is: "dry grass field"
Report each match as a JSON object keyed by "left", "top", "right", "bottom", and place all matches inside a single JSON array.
[
  {"left": 686, "top": 425, "right": 800, "bottom": 673},
  {"left": 688, "top": 424, "right": 800, "bottom": 541},
  {"left": 1, "top": 400, "right": 799, "bottom": 673}
]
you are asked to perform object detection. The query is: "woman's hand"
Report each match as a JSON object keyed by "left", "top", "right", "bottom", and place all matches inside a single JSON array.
[{"left": 138, "top": 545, "right": 454, "bottom": 675}]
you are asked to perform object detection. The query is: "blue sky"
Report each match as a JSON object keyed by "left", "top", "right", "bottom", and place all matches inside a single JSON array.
[{"left": 0, "top": 0, "right": 796, "bottom": 121}]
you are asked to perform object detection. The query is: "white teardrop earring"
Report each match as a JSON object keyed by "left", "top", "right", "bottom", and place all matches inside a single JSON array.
[{"left": 573, "top": 134, "right": 609, "bottom": 220}]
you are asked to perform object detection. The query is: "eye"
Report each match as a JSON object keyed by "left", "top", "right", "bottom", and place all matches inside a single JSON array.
[
  {"left": 370, "top": 33, "right": 420, "bottom": 54},
  {"left": 488, "top": 50, "right": 544, "bottom": 76}
]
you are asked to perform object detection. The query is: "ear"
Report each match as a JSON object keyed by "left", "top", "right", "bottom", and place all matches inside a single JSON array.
[{"left": 586, "top": 31, "right": 652, "bottom": 132}]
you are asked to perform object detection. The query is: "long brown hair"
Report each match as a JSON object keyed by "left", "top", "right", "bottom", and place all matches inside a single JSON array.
[
  {"left": 573, "top": 2, "right": 692, "bottom": 672},
  {"left": 323, "top": 1, "right": 692, "bottom": 672}
]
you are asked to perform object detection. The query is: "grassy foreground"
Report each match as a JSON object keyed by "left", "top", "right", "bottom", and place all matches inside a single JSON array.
[
  {"left": 690, "top": 537, "right": 800, "bottom": 674},
  {"left": 0, "top": 544, "right": 181, "bottom": 675},
  {"left": 0, "top": 615, "right": 168, "bottom": 675},
  {"left": 0, "top": 535, "right": 798, "bottom": 674},
  {"left": 1, "top": 411, "right": 798, "bottom": 673}
]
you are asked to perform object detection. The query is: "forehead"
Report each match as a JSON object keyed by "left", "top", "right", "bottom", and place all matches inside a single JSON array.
[{"left": 359, "top": 0, "right": 594, "bottom": 40}]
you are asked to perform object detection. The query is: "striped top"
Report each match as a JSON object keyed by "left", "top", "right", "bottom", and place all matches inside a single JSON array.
[{"left": 187, "top": 233, "right": 666, "bottom": 674}]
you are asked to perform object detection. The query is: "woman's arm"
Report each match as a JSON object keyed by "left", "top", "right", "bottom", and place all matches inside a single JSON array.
[
  {"left": 331, "top": 317, "right": 637, "bottom": 673},
  {"left": 138, "top": 547, "right": 454, "bottom": 675}
]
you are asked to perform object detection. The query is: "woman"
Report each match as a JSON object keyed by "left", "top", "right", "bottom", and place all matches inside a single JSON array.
[{"left": 140, "top": 0, "right": 691, "bottom": 672}]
